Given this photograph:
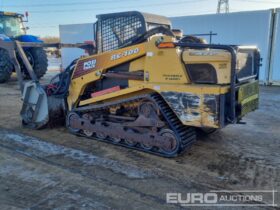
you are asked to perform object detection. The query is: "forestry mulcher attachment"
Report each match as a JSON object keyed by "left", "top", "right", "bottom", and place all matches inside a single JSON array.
[{"left": 20, "top": 11, "right": 261, "bottom": 157}]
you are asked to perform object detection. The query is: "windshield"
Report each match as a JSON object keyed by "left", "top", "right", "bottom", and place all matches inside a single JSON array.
[{"left": 0, "top": 16, "right": 25, "bottom": 37}]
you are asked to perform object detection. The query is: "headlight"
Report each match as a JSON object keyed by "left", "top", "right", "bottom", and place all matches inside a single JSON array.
[{"left": 185, "top": 64, "right": 217, "bottom": 84}]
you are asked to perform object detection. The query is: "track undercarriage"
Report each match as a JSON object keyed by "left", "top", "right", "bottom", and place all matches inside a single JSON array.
[{"left": 67, "top": 93, "right": 196, "bottom": 157}]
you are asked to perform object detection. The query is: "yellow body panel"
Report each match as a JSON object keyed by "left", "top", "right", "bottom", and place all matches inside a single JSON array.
[
  {"left": 67, "top": 34, "right": 258, "bottom": 128},
  {"left": 78, "top": 83, "right": 230, "bottom": 128},
  {"left": 69, "top": 35, "right": 231, "bottom": 107},
  {"left": 183, "top": 49, "right": 232, "bottom": 84},
  {"left": 144, "top": 37, "right": 190, "bottom": 84},
  {"left": 68, "top": 43, "right": 146, "bottom": 108},
  {"left": 79, "top": 83, "right": 229, "bottom": 106}
]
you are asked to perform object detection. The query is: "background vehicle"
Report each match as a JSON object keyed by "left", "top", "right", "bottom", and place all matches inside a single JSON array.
[
  {"left": 0, "top": 11, "right": 48, "bottom": 83},
  {"left": 20, "top": 11, "right": 261, "bottom": 157}
]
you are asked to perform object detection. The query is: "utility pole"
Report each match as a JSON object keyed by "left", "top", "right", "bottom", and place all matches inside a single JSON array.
[{"left": 217, "top": 0, "right": 229, "bottom": 14}]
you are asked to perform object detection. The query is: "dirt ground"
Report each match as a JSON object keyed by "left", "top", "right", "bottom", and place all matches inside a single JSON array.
[{"left": 0, "top": 71, "right": 279, "bottom": 209}]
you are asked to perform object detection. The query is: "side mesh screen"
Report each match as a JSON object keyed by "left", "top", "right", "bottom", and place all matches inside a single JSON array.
[{"left": 98, "top": 15, "right": 144, "bottom": 52}]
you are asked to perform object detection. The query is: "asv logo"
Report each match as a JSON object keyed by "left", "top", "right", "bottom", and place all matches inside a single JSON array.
[{"left": 83, "top": 59, "right": 97, "bottom": 70}]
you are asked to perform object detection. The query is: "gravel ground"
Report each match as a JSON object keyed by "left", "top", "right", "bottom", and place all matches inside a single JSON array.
[{"left": 0, "top": 68, "right": 279, "bottom": 209}]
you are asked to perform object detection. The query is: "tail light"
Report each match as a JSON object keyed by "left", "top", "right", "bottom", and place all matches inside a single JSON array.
[{"left": 157, "top": 42, "right": 175, "bottom": 49}]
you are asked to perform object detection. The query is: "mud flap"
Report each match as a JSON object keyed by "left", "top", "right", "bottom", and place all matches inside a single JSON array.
[{"left": 20, "top": 81, "right": 66, "bottom": 129}]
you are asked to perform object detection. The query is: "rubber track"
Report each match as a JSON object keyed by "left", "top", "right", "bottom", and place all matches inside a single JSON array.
[
  {"left": 150, "top": 93, "right": 196, "bottom": 153},
  {"left": 72, "top": 93, "right": 196, "bottom": 157}
]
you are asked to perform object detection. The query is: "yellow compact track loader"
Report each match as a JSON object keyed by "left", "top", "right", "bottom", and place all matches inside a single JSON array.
[{"left": 20, "top": 11, "right": 261, "bottom": 157}]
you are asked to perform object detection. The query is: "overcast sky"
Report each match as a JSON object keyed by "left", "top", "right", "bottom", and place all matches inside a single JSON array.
[{"left": 1, "top": 0, "right": 280, "bottom": 37}]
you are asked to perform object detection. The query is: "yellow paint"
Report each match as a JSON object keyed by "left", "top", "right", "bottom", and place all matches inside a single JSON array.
[
  {"left": 3, "top": 12, "right": 18, "bottom": 16},
  {"left": 183, "top": 49, "right": 232, "bottom": 84},
  {"left": 66, "top": 33, "right": 258, "bottom": 129},
  {"left": 68, "top": 43, "right": 146, "bottom": 109},
  {"left": 67, "top": 35, "right": 234, "bottom": 109},
  {"left": 79, "top": 85, "right": 146, "bottom": 106},
  {"left": 79, "top": 83, "right": 229, "bottom": 106},
  {"left": 144, "top": 36, "right": 190, "bottom": 84},
  {"left": 241, "top": 94, "right": 258, "bottom": 105},
  {"left": 238, "top": 80, "right": 259, "bottom": 103}
]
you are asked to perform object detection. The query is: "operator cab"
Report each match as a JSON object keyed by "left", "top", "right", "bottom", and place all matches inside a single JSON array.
[
  {"left": 0, "top": 11, "right": 26, "bottom": 37},
  {"left": 95, "top": 11, "right": 172, "bottom": 53}
]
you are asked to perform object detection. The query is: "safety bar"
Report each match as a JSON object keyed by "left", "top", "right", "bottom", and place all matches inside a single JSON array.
[{"left": 175, "top": 42, "right": 237, "bottom": 123}]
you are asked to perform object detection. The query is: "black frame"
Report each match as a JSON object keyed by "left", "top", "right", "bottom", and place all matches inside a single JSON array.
[{"left": 177, "top": 42, "right": 260, "bottom": 124}]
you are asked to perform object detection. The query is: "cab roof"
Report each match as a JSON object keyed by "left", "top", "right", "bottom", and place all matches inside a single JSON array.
[
  {"left": 96, "top": 11, "right": 171, "bottom": 27},
  {"left": 0, "top": 11, "right": 23, "bottom": 17}
]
